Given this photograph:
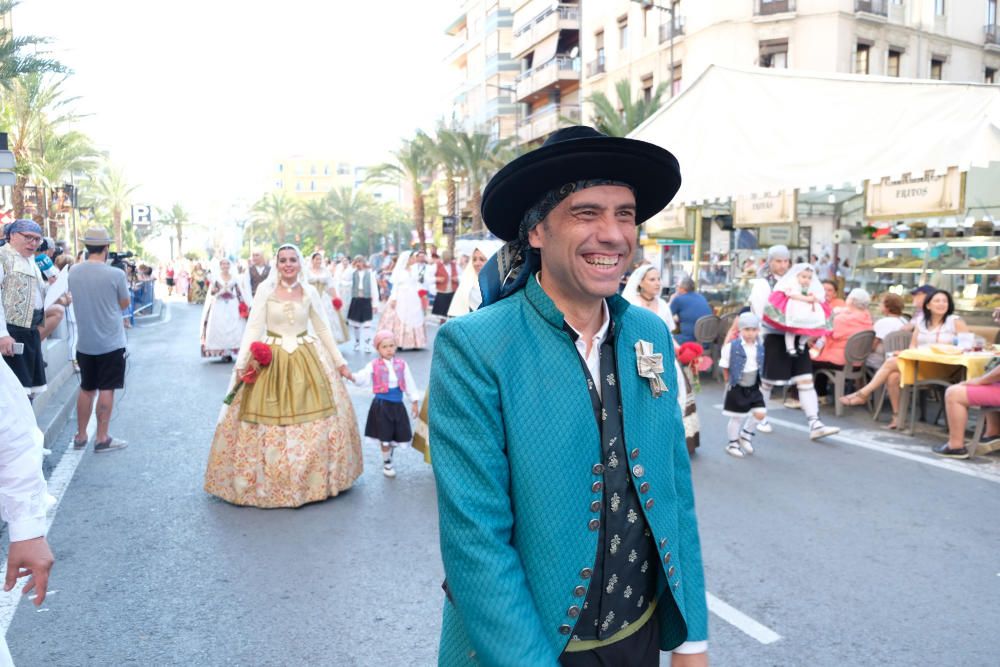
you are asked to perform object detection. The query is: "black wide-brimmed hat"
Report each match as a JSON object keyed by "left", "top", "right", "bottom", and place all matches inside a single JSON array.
[{"left": 481, "top": 125, "right": 681, "bottom": 242}]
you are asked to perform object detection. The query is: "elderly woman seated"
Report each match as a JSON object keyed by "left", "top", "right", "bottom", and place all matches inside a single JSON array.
[
  {"left": 811, "top": 288, "right": 873, "bottom": 398},
  {"left": 841, "top": 289, "right": 968, "bottom": 429}
]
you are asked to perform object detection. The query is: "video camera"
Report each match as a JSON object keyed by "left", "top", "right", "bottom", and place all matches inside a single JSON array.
[{"left": 109, "top": 250, "right": 135, "bottom": 272}]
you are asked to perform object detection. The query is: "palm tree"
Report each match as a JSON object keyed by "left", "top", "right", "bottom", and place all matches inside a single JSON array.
[
  {"left": 156, "top": 203, "right": 190, "bottom": 259},
  {"left": 251, "top": 192, "right": 300, "bottom": 247},
  {"left": 327, "top": 186, "right": 376, "bottom": 256},
  {"left": 91, "top": 162, "right": 138, "bottom": 249},
  {"left": 0, "top": 1, "right": 65, "bottom": 89},
  {"left": 28, "top": 126, "right": 99, "bottom": 236},
  {"left": 0, "top": 73, "right": 81, "bottom": 218},
  {"left": 584, "top": 78, "right": 668, "bottom": 137},
  {"left": 367, "top": 133, "right": 434, "bottom": 250},
  {"left": 299, "top": 199, "right": 332, "bottom": 254},
  {"left": 427, "top": 125, "right": 464, "bottom": 249},
  {"left": 449, "top": 131, "right": 514, "bottom": 233}
]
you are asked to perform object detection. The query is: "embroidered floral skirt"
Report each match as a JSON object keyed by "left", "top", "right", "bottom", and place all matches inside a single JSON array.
[
  {"left": 378, "top": 301, "right": 427, "bottom": 349},
  {"left": 204, "top": 342, "right": 363, "bottom": 508}
]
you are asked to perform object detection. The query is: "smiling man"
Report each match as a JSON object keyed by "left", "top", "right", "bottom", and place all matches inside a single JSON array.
[{"left": 429, "top": 127, "right": 708, "bottom": 666}]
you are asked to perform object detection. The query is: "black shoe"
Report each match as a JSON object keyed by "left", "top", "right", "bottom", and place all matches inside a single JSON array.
[
  {"left": 932, "top": 443, "right": 970, "bottom": 459},
  {"left": 979, "top": 433, "right": 1000, "bottom": 448},
  {"left": 94, "top": 437, "right": 128, "bottom": 453}
]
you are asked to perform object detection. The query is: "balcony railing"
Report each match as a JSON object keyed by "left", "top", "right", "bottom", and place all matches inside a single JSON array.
[
  {"left": 512, "top": 3, "right": 581, "bottom": 57},
  {"left": 659, "top": 18, "right": 685, "bottom": 43},
  {"left": 513, "top": 3, "right": 580, "bottom": 37},
  {"left": 755, "top": 0, "right": 795, "bottom": 15},
  {"left": 515, "top": 55, "right": 581, "bottom": 100},
  {"left": 518, "top": 104, "right": 581, "bottom": 143},
  {"left": 586, "top": 57, "right": 606, "bottom": 78},
  {"left": 987, "top": 24, "right": 1000, "bottom": 46},
  {"left": 855, "top": 0, "right": 888, "bottom": 16}
]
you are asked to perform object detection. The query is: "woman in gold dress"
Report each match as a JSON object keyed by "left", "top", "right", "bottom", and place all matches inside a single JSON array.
[
  {"left": 188, "top": 263, "right": 209, "bottom": 304},
  {"left": 204, "top": 244, "right": 363, "bottom": 507}
]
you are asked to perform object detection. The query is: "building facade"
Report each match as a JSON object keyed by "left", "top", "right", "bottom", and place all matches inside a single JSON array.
[
  {"left": 445, "top": 1, "right": 520, "bottom": 141},
  {"left": 272, "top": 157, "right": 401, "bottom": 205},
  {"left": 581, "top": 0, "right": 1000, "bottom": 127}
]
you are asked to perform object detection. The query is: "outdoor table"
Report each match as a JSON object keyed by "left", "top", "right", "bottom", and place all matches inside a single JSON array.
[{"left": 896, "top": 348, "right": 999, "bottom": 435}]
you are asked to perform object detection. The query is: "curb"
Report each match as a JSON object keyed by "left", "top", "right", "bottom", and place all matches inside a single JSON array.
[{"left": 134, "top": 299, "right": 165, "bottom": 326}]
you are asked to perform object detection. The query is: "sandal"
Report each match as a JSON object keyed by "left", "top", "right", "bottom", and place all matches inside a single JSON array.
[
  {"left": 839, "top": 390, "right": 870, "bottom": 406},
  {"left": 882, "top": 413, "right": 899, "bottom": 430}
]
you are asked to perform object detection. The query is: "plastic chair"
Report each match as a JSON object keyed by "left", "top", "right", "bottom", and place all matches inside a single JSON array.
[
  {"left": 693, "top": 315, "right": 721, "bottom": 374},
  {"left": 872, "top": 329, "right": 914, "bottom": 422},
  {"left": 814, "top": 330, "right": 876, "bottom": 417}
]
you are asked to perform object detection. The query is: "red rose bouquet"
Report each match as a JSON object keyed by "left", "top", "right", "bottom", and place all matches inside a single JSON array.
[
  {"left": 332, "top": 297, "right": 343, "bottom": 311},
  {"left": 238, "top": 302, "right": 249, "bottom": 319},
  {"left": 223, "top": 341, "right": 273, "bottom": 405},
  {"left": 676, "top": 342, "right": 706, "bottom": 393}
]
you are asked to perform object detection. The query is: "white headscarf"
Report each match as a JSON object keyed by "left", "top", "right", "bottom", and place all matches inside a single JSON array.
[
  {"left": 390, "top": 251, "right": 413, "bottom": 294},
  {"left": 773, "top": 263, "right": 825, "bottom": 302},
  {"left": 448, "top": 241, "right": 502, "bottom": 317},
  {"left": 622, "top": 264, "right": 672, "bottom": 326},
  {"left": 252, "top": 243, "right": 324, "bottom": 310}
]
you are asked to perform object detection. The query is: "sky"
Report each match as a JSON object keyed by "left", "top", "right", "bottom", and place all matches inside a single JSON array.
[{"left": 13, "top": 0, "right": 457, "bottom": 228}]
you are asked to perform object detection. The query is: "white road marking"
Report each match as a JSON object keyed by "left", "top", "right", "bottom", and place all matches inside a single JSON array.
[
  {"left": 0, "top": 436, "right": 89, "bottom": 635},
  {"left": 712, "top": 405, "right": 1000, "bottom": 485},
  {"left": 707, "top": 592, "right": 782, "bottom": 644}
]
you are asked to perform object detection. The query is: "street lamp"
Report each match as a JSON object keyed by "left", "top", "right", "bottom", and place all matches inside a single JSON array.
[{"left": 631, "top": 0, "right": 678, "bottom": 98}]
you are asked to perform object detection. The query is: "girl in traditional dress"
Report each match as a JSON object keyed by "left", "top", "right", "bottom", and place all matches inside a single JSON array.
[
  {"left": 351, "top": 330, "right": 422, "bottom": 478},
  {"left": 305, "top": 251, "right": 347, "bottom": 343},
  {"left": 763, "top": 263, "right": 833, "bottom": 356},
  {"left": 204, "top": 244, "right": 363, "bottom": 508},
  {"left": 622, "top": 264, "right": 701, "bottom": 455},
  {"left": 188, "top": 263, "right": 209, "bottom": 304},
  {"left": 200, "top": 258, "right": 247, "bottom": 362},
  {"left": 334, "top": 256, "right": 354, "bottom": 315},
  {"left": 718, "top": 312, "right": 767, "bottom": 458},
  {"left": 377, "top": 251, "right": 427, "bottom": 350},
  {"left": 347, "top": 255, "right": 378, "bottom": 352},
  {"left": 176, "top": 266, "right": 189, "bottom": 299}
]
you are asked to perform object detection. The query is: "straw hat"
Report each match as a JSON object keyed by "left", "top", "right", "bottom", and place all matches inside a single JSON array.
[{"left": 80, "top": 227, "right": 113, "bottom": 246}]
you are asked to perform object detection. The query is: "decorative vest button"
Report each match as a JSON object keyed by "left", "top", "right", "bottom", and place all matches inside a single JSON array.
[
  {"left": 588, "top": 519, "right": 600, "bottom": 531},
  {"left": 639, "top": 482, "right": 650, "bottom": 494},
  {"left": 590, "top": 500, "right": 601, "bottom": 512},
  {"left": 591, "top": 481, "right": 603, "bottom": 492},
  {"left": 592, "top": 463, "right": 605, "bottom": 475},
  {"left": 580, "top": 568, "right": 593, "bottom": 579},
  {"left": 645, "top": 498, "right": 655, "bottom": 510},
  {"left": 567, "top": 605, "right": 581, "bottom": 618},
  {"left": 632, "top": 464, "right": 645, "bottom": 478},
  {"left": 559, "top": 624, "right": 572, "bottom": 635},
  {"left": 667, "top": 566, "right": 676, "bottom": 578},
  {"left": 659, "top": 537, "right": 669, "bottom": 548},
  {"left": 663, "top": 552, "right": 672, "bottom": 564},
  {"left": 630, "top": 448, "right": 640, "bottom": 460},
  {"left": 574, "top": 585, "right": 587, "bottom": 597}
]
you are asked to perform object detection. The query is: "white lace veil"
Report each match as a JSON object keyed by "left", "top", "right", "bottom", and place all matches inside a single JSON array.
[{"left": 772, "top": 262, "right": 825, "bottom": 301}]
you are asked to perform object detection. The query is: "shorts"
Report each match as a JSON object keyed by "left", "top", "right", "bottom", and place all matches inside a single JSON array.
[
  {"left": 761, "top": 334, "right": 813, "bottom": 385},
  {"left": 77, "top": 348, "right": 126, "bottom": 391},
  {"left": 966, "top": 383, "right": 1000, "bottom": 407}
]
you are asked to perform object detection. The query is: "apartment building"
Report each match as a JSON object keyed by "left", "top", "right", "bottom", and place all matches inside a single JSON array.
[
  {"left": 511, "top": 1, "right": 582, "bottom": 145},
  {"left": 272, "top": 157, "right": 400, "bottom": 204},
  {"left": 445, "top": 1, "right": 521, "bottom": 141},
  {"left": 581, "top": 0, "right": 1000, "bottom": 127}
]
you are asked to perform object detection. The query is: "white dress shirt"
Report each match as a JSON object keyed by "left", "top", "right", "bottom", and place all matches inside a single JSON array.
[
  {"left": 0, "top": 361, "right": 50, "bottom": 542},
  {"left": 352, "top": 356, "right": 423, "bottom": 403}
]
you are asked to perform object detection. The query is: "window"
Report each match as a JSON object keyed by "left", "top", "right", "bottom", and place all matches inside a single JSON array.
[
  {"left": 760, "top": 40, "right": 788, "bottom": 69},
  {"left": 887, "top": 49, "right": 901, "bottom": 77},
  {"left": 276, "top": 180, "right": 283, "bottom": 189},
  {"left": 987, "top": 67, "right": 997, "bottom": 84},
  {"left": 337, "top": 163, "right": 350, "bottom": 175},
  {"left": 310, "top": 164, "right": 316, "bottom": 175},
  {"left": 277, "top": 163, "right": 284, "bottom": 173},
  {"left": 641, "top": 74, "right": 654, "bottom": 103},
  {"left": 930, "top": 57, "right": 943, "bottom": 80},
  {"left": 295, "top": 182, "right": 302, "bottom": 191},
  {"left": 855, "top": 43, "right": 870, "bottom": 74},
  {"left": 934, "top": 0, "right": 944, "bottom": 15},
  {"left": 672, "top": 63, "right": 683, "bottom": 96},
  {"left": 595, "top": 30, "right": 605, "bottom": 69},
  {"left": 643, "top": 5, "right": 652, "bottom": 37},
  {"left": 323, "top": 165, "right": 330, "bottom": 175},
  {"left": 310, "top": 181, "right": 316, "bottom": 191},
  {"left": 990, "top": 0, "right": 998, "bottom": 26},
  {"left": 618, "top": 15, "right": 628, "bottom": 50}
]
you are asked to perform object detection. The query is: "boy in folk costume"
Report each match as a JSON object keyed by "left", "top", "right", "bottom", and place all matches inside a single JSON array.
[
  {"left": 352, "top": 330, "right": 421, "bottom": 478},
  {"left": 719, "top": 312, "right": 767, "bottom": 458},
  {"left": 347, "top": 255, "right": 378, "bottom": 353}
]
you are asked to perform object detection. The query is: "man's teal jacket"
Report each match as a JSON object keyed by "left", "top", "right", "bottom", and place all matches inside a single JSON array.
[{"left": 429, "top": 277, "right": 708, "bottom": 666}]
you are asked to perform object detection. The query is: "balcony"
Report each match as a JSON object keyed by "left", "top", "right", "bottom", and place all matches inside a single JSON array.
[
  {"left": 754, "top": 0, "right": 795, "bottom": 16},
  {"left": 446, "top": 32, "right": 473, "bottom": 65},
  {"left": 515, "top": 55, "right": 581, "bottom": 101},
  {"left": 658, "top": 18, "right": 685, "bottom": 44},
  {"left": 855, "top": 0, "right": 888, "bottom": 19},
  {"left": 518, "top": 104, "right": 581, "bottom": 144},
  {"left": 586, "top": 56, "right": 606, "bottom": 78},
  {"left": 988, "top": 25, "right": 1000, "bottom": 49},
  {"left": 512, "top": 3, "right": 581, "bottom": 58}
]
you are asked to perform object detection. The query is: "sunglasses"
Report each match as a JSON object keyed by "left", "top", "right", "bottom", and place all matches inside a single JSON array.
[{"left": 18, "top": 233, "right": 43, "bottom": 243}]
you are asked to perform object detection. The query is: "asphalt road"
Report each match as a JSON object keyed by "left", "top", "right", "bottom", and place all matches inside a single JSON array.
[{"left": 6, "top": 300, "right": 1000, "bottom": 666}]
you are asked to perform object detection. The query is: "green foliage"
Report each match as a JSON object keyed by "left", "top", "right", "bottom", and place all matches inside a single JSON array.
[
  {"left": 584, "top": 78, "right": 668, "bottom": 137},
  {"left": 250, "top": 192, "right": 301, "bottom": 247},
  {"left": 0, "top": 2, "right": 66, "bottom": 89}
]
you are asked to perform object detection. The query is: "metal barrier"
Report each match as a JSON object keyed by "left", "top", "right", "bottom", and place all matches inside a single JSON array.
[{"left": 125, "top": 281, "right": 156, "bottom": 325}]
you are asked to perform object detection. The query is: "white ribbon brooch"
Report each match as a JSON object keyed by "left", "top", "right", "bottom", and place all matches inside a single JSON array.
[{"left": 635, "top": 340, "right": 668, "bottom": 398}]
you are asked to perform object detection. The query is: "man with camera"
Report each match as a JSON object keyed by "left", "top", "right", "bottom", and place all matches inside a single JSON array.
[{"left": 68, "top": 227, "right": 131, "bottom": 452}]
